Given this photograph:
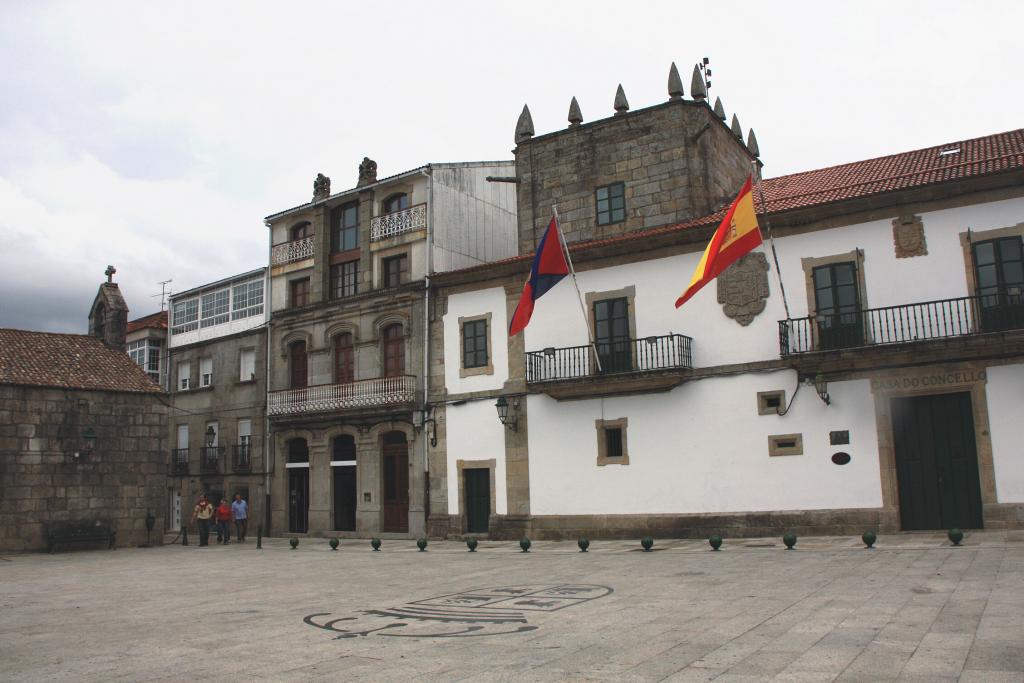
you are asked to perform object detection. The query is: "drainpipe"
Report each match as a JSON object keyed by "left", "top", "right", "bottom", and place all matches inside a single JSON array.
[
  {"left": 420, "top": 166, "right": 434, "bottom": 533},
  {"left": 263, "top": 223, "right": 274, "bottom": 535}
]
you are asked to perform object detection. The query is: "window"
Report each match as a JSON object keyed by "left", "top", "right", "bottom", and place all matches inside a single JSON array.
[
  {"left": 596, "top": 182, "right": 626, "bottom": 225},
  {"left": 383, "top": 324, "right": 405, "bottom": 377},
  {"left": 331, "top": 202, "right": 359, "bottom": 252},
  {"left": 171, "top": 298, "right": 198, "bottom": 334},
  {"left": 199, "top": 357, "right": 213, "bottom": 387},
  {"left": 594, "top": 297, "right": 631, "bottom": 372},
  {"left": 383, "top": 254, "right": 409, "bottom": 287},
  {"left": 176, "top": 424, "right": 189, "bottom": 450},
  {"left": 330, "top": 261, "right": 359, "bottom": 299},
  {"left": 769, "top": 434, "right": 804, "bottom": 456},
  {"left": 145, "top": 340, "right": 160, "bottom": 379},
  {"left": 291, "top": 221, "right": 312, "bottom": 241},
  {"left": 177, "top": 361, "right": 191, "bottom": 391},
  {"left": 231, "top": 279, "right": 264, "bottom": 320},
  {"left": 333, "top": 434, "right": 356, "bottom": 461},
  {"left": 289, "top": 340, "right": 307, "bottom": 389},
  {"left": 200, "top": 289, "right": 230, "bottom": 327},
  {"left": 462, "top": 319, "right": 488, "bottom": 369},
  {"left": 972, "top": 236, "right": 1024, "bottom": 332},
  {"left": 383, "top": 193, "right": 409, "bottom": 214},
  {"left": 334, "top": 333, "right": 354, "bottom": 384},
  {"left": 757, "top": 390, "right": 786, "bottom": 416},
  {"left": 238, "top": 419, "right": 252, "bottom": 446},
  {"left": 290, "top": 278, "right": 310, "bottom": 308},
  {"left": 595, "top": 418, "right": 629, "bottom": 466},
  {"left": 128, "top": 339, "right": 146, "bottom": 367},
  {"left": 239, "top": 349, "right": 256, "bottom": 382},
  {"left": 812, "top": 262, "right": 862, "bottom": 350}
]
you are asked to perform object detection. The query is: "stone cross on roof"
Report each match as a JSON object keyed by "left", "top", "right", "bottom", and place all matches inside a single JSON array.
[{"left": 105, "top": 265, "right": 116, "bottom": 283}]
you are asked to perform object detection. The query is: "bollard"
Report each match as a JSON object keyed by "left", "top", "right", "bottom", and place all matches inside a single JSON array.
[
  {"left": 641, "top": 536, "right": 654, "bottom": 552},
  {"left": 709, "top": 535, "right": 723, "bottom": 551},
  {"left": 181, "top": 524, "right": 189, "bottom": 546},
  {"left": 256, "top": 525, "right": 263, "bottom": 549}
]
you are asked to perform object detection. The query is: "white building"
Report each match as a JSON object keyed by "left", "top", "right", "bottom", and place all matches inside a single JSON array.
[{"left": 426, "top": 77, "right": 1024, "bottom": 539}]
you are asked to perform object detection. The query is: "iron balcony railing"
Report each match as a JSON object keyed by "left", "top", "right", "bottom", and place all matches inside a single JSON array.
[
  {"left": 270, "top": 235, "right": 315, "bottom": 265},
  {"left": 171, "top": 448, "right": 189, "bottom": 474},
  {"left": 200, "top": 447, "right": 223, "bottom": 474},
  {"left": 232, "top": 444, "right": 252, "bottom": 472},
  {"left": 526, "top": 333, "right": 693, "bottom": 383},
  {"left": 370, "top": 203, "right": 427, "bottom": 241},
  {"left": 268, "top": 375, "right": 417, "bottom": 416},
  {"left": 779, "top": 292, "right": 1024, "bottom": 356}
]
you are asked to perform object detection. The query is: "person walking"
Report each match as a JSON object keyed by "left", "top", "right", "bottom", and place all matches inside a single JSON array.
[
  {"left": 215, "top": 498, "right": 232, "bottom": 544},
  {"left": 192, "top": 494, "right": 214, "bottom": 547},
  {"left": 231, "top": 493, "right": 248, "bottom": 542}
]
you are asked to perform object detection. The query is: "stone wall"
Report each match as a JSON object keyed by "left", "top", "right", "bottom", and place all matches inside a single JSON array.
[
  {"left": 514, "top": 100, "right": 755, "bottom": 255},
  {"left": 0, "top": 385, "right": 168, "bottom": 552}
]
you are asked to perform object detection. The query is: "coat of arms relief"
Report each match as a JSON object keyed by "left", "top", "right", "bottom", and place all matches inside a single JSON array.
[
  {"left": 893, "top": 214, "right": 928, "bottom": 258},
  {"left": 717, "top": 252, "right": 770, "bottom": 326}
]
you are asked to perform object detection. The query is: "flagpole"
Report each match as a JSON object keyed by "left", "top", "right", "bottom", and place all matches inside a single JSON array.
[
  {"left": 552, "top": 206, "right": 603, "bottom": 373},
  {"left": 752, "top": 162, "right": 792, "bottom": 320}
]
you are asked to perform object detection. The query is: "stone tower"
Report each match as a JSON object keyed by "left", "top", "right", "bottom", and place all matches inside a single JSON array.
[{"left": 88, "top": 265, "right": 129, "bottom": 350}]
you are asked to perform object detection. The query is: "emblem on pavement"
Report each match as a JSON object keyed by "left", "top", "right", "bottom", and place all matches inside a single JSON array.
[{"left": 304, "top": 583, "right": 613, "bottom": 639}]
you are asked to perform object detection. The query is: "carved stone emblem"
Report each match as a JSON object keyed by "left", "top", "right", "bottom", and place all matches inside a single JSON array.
[
  {"left": 358, "top": 157, "right": 378, "bottom": 187},
  {"left": 893, "top": 214, "right": 927, "bottom": 258},
  {"left": 312, "top": 173, "right": 330, "bottom": 201},
  {"left": 717, "top": 252, "right": 770, "bottom": 326}
]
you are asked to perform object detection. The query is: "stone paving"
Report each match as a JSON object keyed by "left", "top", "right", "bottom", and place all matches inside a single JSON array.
[{"left": 1, "top": 531, "right": 1022, "bottom": 682}]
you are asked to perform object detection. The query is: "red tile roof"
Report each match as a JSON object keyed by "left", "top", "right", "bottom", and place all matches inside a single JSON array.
[
  {"left": 444, "top": 129, "right": 1024, "bottom": 277},
  {"left": 127, "top": 310, "right": 168, "bottom": 333},
  {"left": 0, "top": 329, "right": 164, "bottom": 394}
]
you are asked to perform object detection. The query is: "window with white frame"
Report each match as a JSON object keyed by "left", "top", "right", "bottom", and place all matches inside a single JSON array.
[
  {"left": 171, "top": 299, "right": 199, "bottom": 334},
  {"left": 232, "top": 279, "right": 264, "bottom": 320},
  {"left": 238, "top": 419, "right": 252, "bottom": 446},
  {"left": 200, "top": 289, "right": 230, "bottom": 327},
  {"left": 128, "top": 339, "right": 162, "bottom": 382},
  {"left": 128, "top": 340, "right": 146, "bottom": 368},
  {"left": 200, "top": 357, "right": 213, "bottom": 387},
  {"left": 178, "top": 360, "right": 191, "bottom": 391},
  {"left": 239, "top": 349, "right": 256, "bottom": 381}
]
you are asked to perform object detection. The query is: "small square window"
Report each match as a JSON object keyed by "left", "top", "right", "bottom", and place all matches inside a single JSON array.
[
  {"left": 290, "top": 278, "right": 310, "bottom": 308},
  {"left": 463, "top": 320, "right": 487, "bottom": 368},
  {"left": 596, "top": 418, "right": 629, "bottom": 466},
  {"left": 596, "top": 182, "right": 626, "bottom": 225},
  {"left": 757, "top": 390, "right": 786, "bottom": 415},
  {"left": 768, "top": 433, "right": 803, "bottom": 456},
  {"left": 383, "top": 254, "right": 409, "bottom": 288}
]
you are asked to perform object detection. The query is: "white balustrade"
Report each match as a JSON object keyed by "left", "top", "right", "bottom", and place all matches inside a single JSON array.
[
  {"left": 268, "top": 375, "right": 417, "bottom": 416},
  {"left": 271, "top": 236, "right": 315, "bottom": 265},
  {"left": 370, "top": 204, "right": 427, "bottom": 241}
]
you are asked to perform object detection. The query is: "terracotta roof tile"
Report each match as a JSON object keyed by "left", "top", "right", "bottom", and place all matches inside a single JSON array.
[
  {"left": 0, "top": 329, "right": 164, "bottom": 394},
  {"left": 127, "top": 311, "right": 167, "bottom": 333}
]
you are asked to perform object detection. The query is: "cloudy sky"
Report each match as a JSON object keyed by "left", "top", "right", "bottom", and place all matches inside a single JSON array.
[{"left": 1, "top": 1, "right": 1021, "bottom": 333}]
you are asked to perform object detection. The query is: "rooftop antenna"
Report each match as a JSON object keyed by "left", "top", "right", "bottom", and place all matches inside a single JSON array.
[
  {"left": 698, "top": 57, "right": 712, "bottom": 97},
  {"left": 152, "top": 279, "right": 173, "bottom": 311}
]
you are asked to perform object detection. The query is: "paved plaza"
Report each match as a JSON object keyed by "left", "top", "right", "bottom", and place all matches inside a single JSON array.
[{"left": 1, "top": 531, "right": 1022, "bottom": 681}]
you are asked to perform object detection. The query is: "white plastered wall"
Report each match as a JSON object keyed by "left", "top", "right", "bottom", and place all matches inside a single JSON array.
[
  {"left": 445, "top": 400, "right": 508, "bottom": 515},
  {"left": 443, "top": 287, "right": 509, "bottom": 393},
  {"left": 985, "top": 363, "right": 1024, "bottom": 503}
]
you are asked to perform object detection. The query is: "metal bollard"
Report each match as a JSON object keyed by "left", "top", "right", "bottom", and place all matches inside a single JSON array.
[
  {"left": 256, "top": 525, "right": 262, "bottom": 549},
  {"left": 181, "top": 525, "right": 189, "bottom": 546}
]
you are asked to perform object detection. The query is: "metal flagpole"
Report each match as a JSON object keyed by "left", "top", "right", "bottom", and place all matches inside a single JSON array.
[
  {"left": 552, "top": 205, "right": 603, "bottom": 373},
  {"left": 752, "top": 162, "right": 792, "bottom": 320}
]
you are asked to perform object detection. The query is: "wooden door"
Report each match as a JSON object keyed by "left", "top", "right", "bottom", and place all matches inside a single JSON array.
[
  {"left": 288, "top": 468, "right": 309, "bottom": 533},
  {"left": 290, "top": 341, "right": 307, "bottom": 389},
  {"left": 464, "top": 468, "right": 490, "bottom": 534},
  {"left": 383, "top": 325, "right": 405, "bottom": 377},
  {"left": 382, "top": 432, "right": 409, "bottom": 532},
  {"left": 892, "top": 392, "right": 983, "bottom": 530},
  {"left": 333, "top": 466, "right": 357, "bottom": 532}
]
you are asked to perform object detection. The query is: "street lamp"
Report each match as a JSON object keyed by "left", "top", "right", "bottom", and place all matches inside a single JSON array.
[{"left": 495, "top": 396, "right": 519, "bottom": 432}]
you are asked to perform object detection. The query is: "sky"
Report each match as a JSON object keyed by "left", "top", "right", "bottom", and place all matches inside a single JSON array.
[{"left": 1, "top": 1, "right": 1021, "bottom": 333}]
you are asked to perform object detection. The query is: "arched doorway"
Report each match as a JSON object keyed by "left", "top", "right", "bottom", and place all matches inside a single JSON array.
[
  {"left": 381, "top": 431, "right": 409, "bottom": 533},
  {"left": 287, "top": 438, "right": 309, "bottom": 533},
  {"left": 332, "top": 435, "right": 357, "bottom": 531}
]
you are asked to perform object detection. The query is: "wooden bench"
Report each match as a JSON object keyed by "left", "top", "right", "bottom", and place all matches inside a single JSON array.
[{"left": 46, "top": 522, "right": 117, "bottom": 553}]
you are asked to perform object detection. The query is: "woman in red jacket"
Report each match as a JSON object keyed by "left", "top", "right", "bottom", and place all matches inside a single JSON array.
[{"left": 215, "top": 499, "right": 232, "bottom": 544}]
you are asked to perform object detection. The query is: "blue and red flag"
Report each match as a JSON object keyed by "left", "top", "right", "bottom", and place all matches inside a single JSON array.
[{"left": 509, "top": 216, "right": 570, "bottom": 336}]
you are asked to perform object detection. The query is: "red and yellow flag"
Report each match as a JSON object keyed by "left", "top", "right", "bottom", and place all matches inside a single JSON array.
[{"left": 675, "top": 176, "right": 763, "bottom": 308}]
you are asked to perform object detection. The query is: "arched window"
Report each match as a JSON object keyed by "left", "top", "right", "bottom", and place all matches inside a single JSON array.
[
  {"left": 289, "top": 340, "right": 308, "bottom": 389},
  {"left": 334, "top": 333, "right": 354, "bottom": 384},
  {"left": 383, "top": 193, "right": 409, "bottom": 214},
  {"left": 291, "top": 221, "right": 312, "bottom": 241},
  {"left": 332, "top": 434, "right": 356, "bottom": 461},
  {"left": 382, "top": 324, "right": 405, "bottom": 377},
  {"left": 287, "top": 438, "right": 309, "bottom": 463}
]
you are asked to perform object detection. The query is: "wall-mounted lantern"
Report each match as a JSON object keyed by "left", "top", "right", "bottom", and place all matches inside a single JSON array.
[
  {"left": 205, "top": 425, "right": 216, "bottom": 447},
  {"left": 413, "top": 409, "right": 438, "bottom": 447},
  {"left": 495, "top": 396, "right": 519, "bottom": 432},
  {"left": 812, "top": 371, "right": 831, "bottom": 406}
]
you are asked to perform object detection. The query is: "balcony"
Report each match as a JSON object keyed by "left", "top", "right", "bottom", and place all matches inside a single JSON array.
[
  {"left": 171, "top": 448, "right": 189, "bottom": 475},
  {"left": 268, "top": 375, "right": 417, "bottom": 416},
  {"left": 779, "top": 293, "right": 1024, "bottom": 356},
  {"left": 271, "top": 236, "right": 315, "bottom": 266},
  {"left": 370, "top": 204, "right": 427, "bottom": 242},
  {"left": 200, "top": 447, "right": 223, "bottom": 474},
  {"left": 232, "top": 444, "right": 252, "bottom": 472},
  {"left": 525, "top": 334, "right": 693, "bottom": 399}
]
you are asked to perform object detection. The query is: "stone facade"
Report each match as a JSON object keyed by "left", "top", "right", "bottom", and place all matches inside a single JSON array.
[{"left": 0, "top": 385, "right": 168, "bottom": 551}]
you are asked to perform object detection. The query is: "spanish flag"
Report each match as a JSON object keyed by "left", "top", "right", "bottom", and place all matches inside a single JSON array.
[{"left": 675, "top": 176, "right": 763, "bottom": 308}]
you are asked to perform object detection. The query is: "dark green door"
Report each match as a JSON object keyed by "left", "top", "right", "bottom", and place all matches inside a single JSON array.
[
  {"left": 594, "top": 297, "right": 631, "bottom": 373},
  {"left": 973, "top": 236, "right": 1024, "bottom": 332},
  {"left": 464, "top": 468, "right": 490, "bottom": 534},
  {"left": 333, "top": 466, "right": 357, "bottom": 532},
  {"left": 812, "top": 262, "right": 863, "bottom": 350},
  {"left": 892, "top": 392, "right": 983, "bottom": 530}
]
